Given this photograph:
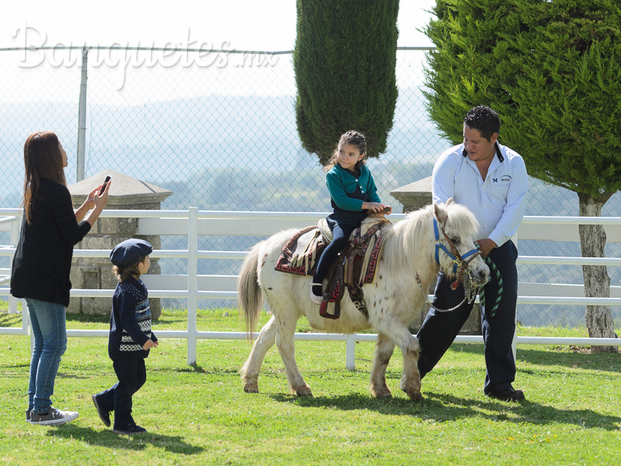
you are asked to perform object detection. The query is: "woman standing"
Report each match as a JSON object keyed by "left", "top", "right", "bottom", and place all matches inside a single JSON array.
[{"left": 11, "top": 132, "right": 111, "bottom": 425}]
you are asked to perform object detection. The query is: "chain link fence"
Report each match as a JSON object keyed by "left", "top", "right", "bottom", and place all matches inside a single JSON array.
[{"left": 1, "top": 46, "right": 620, "bottom": 326}]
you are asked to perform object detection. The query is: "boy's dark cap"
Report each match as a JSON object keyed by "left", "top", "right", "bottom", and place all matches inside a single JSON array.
[{"left": 110, "top": 238, "right": 153, "bottom": 268}]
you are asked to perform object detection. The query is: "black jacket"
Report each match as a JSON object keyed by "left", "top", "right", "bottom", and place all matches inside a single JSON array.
[{"left": 11, "top": 178, "right": 91, "bottom": 307}]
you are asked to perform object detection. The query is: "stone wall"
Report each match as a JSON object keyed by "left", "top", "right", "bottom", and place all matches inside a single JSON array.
[{"left": 68, "top": 170, "right": 171, "bottom": 319}]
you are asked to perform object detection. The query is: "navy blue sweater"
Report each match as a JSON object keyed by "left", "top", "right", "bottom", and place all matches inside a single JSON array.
[{"left": 108, "top": 276, "right": 157, "bottom": 360}]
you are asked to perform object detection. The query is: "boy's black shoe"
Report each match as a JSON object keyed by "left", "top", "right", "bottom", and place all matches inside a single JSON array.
[
  {"left": 485, "top": 388, "right": 525, "bottom": 402},
  {"left": 113, "top": 425, "right": 147, "bottom": 435},
  {"left": 91, "top": 395, "right": 111, "bottom": 427}
]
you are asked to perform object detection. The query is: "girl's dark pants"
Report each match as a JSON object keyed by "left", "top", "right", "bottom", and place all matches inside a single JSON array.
[
  {"left": 312, "top": 223, "right": 357, "bottom": 285},
  {"left": 96, "top": 359, "right": 147, "bottom": 429},
  {"left": 416, "top": 240, "right": 519, "bottom": 394}
]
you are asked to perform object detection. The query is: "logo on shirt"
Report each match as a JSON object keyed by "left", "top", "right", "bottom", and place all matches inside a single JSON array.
[{"left": 492, "top": 175, "right": 512, "bottom": 183}]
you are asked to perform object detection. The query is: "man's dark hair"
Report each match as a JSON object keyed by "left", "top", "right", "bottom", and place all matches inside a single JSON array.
[{"left": 464, "top": 106, "right": 501, "bottom": 141}]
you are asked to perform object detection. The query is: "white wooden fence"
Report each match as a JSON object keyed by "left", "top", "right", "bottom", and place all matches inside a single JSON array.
[{"left": 1, "top": 208, "right": 620, "bottom": 368}]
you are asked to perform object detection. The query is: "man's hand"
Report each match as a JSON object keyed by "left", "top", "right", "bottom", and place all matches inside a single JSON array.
[{"left": 475, "top": 238, "right": 497, "bottom": 257}]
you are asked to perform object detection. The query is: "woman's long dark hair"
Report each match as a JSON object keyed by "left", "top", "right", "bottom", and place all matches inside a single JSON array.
[{"left": 22, "top": 132, "right": 67, "bottom": 224}]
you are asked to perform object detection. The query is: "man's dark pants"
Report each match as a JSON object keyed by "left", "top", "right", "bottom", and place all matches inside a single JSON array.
[{"left": 416, "top": 240, "right": 519, "bottom": 394}]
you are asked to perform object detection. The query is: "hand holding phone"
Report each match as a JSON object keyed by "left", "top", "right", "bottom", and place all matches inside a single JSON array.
[{"left": 99, "top": 176, "right": 111, "bottom": 195}]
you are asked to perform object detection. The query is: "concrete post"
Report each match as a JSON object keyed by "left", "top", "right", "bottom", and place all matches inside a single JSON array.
[{"left": 68, "top": 169, "right": 172, "bottom": 318}]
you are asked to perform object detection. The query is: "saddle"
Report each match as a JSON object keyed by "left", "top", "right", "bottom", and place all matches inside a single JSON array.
[{"left": 274, "top": 210, "right": 391, "bottom": 320}]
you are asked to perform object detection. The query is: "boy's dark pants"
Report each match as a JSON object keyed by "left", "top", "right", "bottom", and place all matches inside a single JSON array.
[{"left": 95, "top": 359, "right": 146, "bottom": 429}]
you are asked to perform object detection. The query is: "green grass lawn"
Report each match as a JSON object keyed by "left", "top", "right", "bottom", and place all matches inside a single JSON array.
[{"left": 1, "top": 308, "right": 620, "bottom": 465}]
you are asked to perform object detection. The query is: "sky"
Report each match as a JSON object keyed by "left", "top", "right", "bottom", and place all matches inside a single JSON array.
[
  {"left": 1, "top": 0, "right": 437, "bottom": 103},
  {"left": 2, "top": 0, "right": 435, "bottom": 51}
]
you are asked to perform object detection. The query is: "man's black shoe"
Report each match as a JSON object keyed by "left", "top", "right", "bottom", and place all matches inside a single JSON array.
[{"left": 486, "top": 388, "right": 525, "bottom": 402}]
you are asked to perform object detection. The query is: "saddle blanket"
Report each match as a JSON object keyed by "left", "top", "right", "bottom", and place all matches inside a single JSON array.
[
  {"left": 274, "top": 218, "right": 388, "bottom": 286},
  {"left": 274, "top": 225, "right": 326, "bottom": 276}
]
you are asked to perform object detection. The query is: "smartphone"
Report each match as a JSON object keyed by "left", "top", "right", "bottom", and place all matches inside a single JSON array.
[{"left": 99, "top": 176, "right": 111, "bottom": 195}]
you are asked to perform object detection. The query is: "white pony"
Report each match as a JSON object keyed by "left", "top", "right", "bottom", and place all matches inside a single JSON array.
[{"left": 237, "top": 200, "right": 489, "bottom": 400}]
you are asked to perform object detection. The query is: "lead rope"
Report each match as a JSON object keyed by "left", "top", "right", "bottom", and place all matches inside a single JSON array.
[{"left": 478, "top": 253, "right": 503, "bottom": 317}]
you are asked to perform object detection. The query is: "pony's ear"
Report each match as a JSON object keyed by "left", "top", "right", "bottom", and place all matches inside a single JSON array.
[
  {"left": 433, "top": 202, "right": 448, "bottom": 225},
  {"left": 446, "top": 197, "right": 455, "bottom": 206}
]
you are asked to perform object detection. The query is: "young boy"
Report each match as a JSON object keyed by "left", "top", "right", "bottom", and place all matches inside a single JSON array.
[{"left": 92, "top": 238, "right": 158, "bottom": 435}]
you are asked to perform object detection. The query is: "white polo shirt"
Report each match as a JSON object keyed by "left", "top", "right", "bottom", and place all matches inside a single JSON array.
[{"left": 432, "top": 142, "right": 529, "bottom": 247}]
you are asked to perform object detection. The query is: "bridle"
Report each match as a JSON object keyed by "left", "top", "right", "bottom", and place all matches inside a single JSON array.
[
  {"left": 415, "top": 216, "right": 483, "bottom": 312},
  {"left": 433, "top": 216, "right": 481, "bottom": 289}
]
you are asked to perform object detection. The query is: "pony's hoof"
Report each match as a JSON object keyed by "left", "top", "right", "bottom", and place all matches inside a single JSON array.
[
  {"left": 244, "top": 384, "right": 259, "bottom": 394},
  {"left": 403, "top": 387, "right": 423, "bottom": 401},
  {"left": 371, "top": 388, "right": 393, "bottom": 399}
]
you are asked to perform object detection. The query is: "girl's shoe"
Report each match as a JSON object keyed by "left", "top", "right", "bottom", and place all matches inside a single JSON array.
[{"left": 309, "top": 282, "right": 323, "bottom": 304}]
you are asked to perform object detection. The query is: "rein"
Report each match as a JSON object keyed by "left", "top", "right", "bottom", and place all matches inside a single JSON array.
[{"left": 415, "top": 272, "right": 478, "bottom": 313}]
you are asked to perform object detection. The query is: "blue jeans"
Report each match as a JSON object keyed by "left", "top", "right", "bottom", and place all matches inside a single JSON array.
[{"left": 26, "top": 298, "right": 68, "bottom": 414}]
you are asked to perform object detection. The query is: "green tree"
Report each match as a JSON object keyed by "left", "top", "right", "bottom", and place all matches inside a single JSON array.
[
  {"left": 423, "top": 0, "right": 621, "bottom": 352},
  {"left": 294, "top": 0, "right": 399, "bottom": 165}
]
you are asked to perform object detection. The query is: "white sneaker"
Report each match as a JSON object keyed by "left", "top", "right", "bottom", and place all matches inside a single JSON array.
[{"left": 30, "top": 407, "right": 79, "bottom": 426}]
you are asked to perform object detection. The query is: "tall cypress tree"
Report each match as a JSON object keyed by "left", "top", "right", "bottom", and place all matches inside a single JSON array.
[
  {"left": 294, "top": 0, "right": 399, "bottom": 165},
  {"left": 424, "top": 0, "right": 621, "bottom": 351}
]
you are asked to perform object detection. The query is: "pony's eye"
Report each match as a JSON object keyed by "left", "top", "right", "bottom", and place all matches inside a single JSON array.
[{"left": 451, "top": 237, "right": 460, "bottom": 245}]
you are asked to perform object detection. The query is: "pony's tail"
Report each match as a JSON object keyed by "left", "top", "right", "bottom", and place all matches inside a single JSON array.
[{"left": 237, "top": 243, "right": 263, "bottom": 338}]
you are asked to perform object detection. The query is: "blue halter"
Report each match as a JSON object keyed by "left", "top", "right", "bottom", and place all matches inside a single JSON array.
[{"left": 433, "top": 217, "right": 480, "bottom": 275}]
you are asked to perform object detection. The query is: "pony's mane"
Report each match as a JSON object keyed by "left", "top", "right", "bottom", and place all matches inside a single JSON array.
[
  {"left": 381, "top": 202, "right": 480, "bottom": 272},
  {"left": 443, "top": 202, "right": 480, "bottom": 240},
  {"left": 381, "top": 205, "right": 435, "bottom": 271}
]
